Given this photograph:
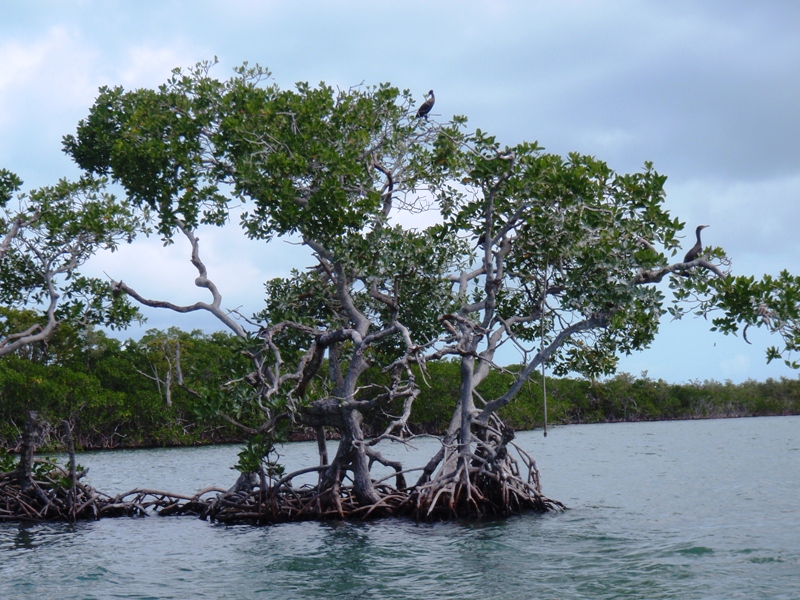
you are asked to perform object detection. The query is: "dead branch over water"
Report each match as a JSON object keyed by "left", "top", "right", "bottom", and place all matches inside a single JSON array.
[{"left": 0, "top": 467, "right": 227, "bottom": 522}]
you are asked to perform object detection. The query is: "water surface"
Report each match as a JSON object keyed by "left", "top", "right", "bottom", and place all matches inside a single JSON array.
[{"left": 2, "top": 416, "right": 798, "bottom": 599}]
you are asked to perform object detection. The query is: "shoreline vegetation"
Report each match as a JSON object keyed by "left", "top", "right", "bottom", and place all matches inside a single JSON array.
[
  {"left": 2, "top": 327, "right": 798, "bottom": 454},
  {"left": 4, "top": 405, "right": 797, "bottom": 454}
]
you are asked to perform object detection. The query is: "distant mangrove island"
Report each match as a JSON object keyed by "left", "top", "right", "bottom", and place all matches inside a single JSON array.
[{"left": 2, "top": 321, "right": 798, "bottom": 453}]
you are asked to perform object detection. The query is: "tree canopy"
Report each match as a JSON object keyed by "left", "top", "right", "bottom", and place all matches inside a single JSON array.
[
  {"left": 0, "top": 170, "right": 141, "bottom": 357},
  {"left": 10, "top": 60, "right": 794, "bottom": 519}
]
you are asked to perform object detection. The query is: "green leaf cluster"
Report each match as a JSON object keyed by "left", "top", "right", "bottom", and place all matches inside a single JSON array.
[{"left": 235, "top": 432, "right": 286, "bottom": 478}]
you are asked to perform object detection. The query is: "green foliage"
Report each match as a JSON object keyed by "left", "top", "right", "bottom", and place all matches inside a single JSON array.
[
  {"left": 405, "top": 361, "right": 460, "bottom": 431},
  {"left": 439, "top": 133, "right": 691, "bottom": 378},
  {"left": 702, "top": 270, "right": 800, "bottom": 369},
  {"left": 128, "top": 327, "right": 252, "bottom": 417},
  {"left": 64, "top": 61, "right": 424, "bottom": 245},
  {"left": 1, "top": 323, "right": 798, "bottom": 453},
  {"left": 62, "top": 62, "right": 467, "bottom": 437},
  {"left": 0, "top": 447, "right": 16, "bottom": 471},
  {"left": 395, "top": 361, "right": 800, "bottom": 431},
  {"left": 235, "top": 434, "right": 286, "bottom": 478},
  {"left": 0, "top": 173, "right": 143, "bottom": 358},
  {"left": 0, "top": 321, "right": 255, "bottom": 450},
  {"left": 32, "top": 458, "right": 59, "bottom": 480},
  {"left": 0, "top": 169, "right": 23, "bottom": 205}
]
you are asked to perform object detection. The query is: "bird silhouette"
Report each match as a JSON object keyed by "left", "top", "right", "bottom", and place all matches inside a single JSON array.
[
  {"left": 683, "top": 225, "right": 709, "bottom": 263},
  {"left": 416, "top": 90, "right": 435, "bottom": 119}
]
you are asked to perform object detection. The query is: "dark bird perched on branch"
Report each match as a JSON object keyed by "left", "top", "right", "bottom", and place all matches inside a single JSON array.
[
  {"left": 416, "top": 90, "right": 435, "bottom": 119},
  {"left": 683, "top": 225, "right": 709, "bottom": 263}
]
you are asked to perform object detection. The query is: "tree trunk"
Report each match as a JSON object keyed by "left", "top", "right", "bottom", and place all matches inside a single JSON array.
[
  {"left": 16, "top": 411, "right": 38, "bottom": 493},
  {"left": 319, "top": 407, "right": 381, "bottom": 505},
  {"left": 315, "top": 425, "right": 328, "bottom": 466},
  {"left": 63, "top": 420, "right": 78, "bottom": 520},
  {"left": 458, "top": 356, "right": 475, "bottom": 453},
  {"left": 415, "top": 397, "right": 463, "bottom": 486}
]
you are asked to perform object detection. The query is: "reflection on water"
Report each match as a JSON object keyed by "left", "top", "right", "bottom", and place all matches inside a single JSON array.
[
  {"left": 2, "top": 416, "right": 799, "bottom": 599},
  {"left": 12, "top": 524, "right": 36, "bottom": 551},
  {"left": 2, "top": 521, "right": 85, "bottom": 553}
]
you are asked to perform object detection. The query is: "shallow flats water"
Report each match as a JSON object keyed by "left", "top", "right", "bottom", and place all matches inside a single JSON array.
[{"left": 2, "top": 415, "right": 799, "bottom": 599}]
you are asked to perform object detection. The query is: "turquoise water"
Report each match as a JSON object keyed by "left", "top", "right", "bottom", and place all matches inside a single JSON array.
[{"left": 2, "top": 416, "right": 799, "bottom": 599}]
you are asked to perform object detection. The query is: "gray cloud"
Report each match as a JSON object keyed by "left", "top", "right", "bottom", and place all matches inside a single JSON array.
[{"left": 2, "top": 0, "right": 799, "bottom": 382}]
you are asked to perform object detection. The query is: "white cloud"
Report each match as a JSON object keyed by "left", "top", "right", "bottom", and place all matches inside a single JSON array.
[
  {"left": 114, "top": 44, "right": 198, "bottom": 90},
  {"left": 0, "top": 24, "right": 202, "bottom": 187},
  {"left": 719, "top": 353, "right": 752, "bottom": 380},
  {"left": 0, "top": 26, "right": 98, "bottom": 129},
  {"left": 83, "top": 220, "right": 315, "bottom": 336}
]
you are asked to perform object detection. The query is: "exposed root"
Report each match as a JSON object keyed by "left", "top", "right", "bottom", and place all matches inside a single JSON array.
[
  {"left": 186, "top": 439, "right": 563, "bottom": 525},
  {"left": 409, "top": 425, "right": 565, "bottom": 519},
  {"left": 410, "top": 460, "right": 564, "bottom": 519},
  {"left": 1, "top": 459, "right": 562, "bottom": 524},
  {"left": 1, "top": 417, "right": 563, "bottom": 525},
  {"left": 0, "top": 462, "right": 143, "bottom": 522}
]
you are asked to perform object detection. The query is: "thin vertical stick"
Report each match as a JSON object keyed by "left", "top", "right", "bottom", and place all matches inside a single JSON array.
[
  {"left": 63, "top": 420, "right": 77, "bottom": 522},
  {"left": 542, "top": 353, "right": 547, "bottom": 438},
  {"left": 540, "top": 272, "right": 548, "bottom": 438},
  {"left": 17, "top": 411, "right": 38, "bottom": 492}
]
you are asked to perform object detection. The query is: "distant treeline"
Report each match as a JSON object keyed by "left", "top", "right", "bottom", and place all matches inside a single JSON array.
[
  {"left": 0, "top": 315, "right": 255, "bottom": 452},
  {"left": 1, "top": 320, "right": 799, "bottom": 452},
  {"left": 413, "top": 363, "right": 800, "bottom": 433}
]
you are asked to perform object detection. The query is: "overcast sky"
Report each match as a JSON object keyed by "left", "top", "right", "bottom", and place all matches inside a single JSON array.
[{"left": 2, "top": 1, "right": 799, "bottom": 383}]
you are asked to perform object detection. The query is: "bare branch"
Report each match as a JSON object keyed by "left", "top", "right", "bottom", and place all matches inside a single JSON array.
[
  {"left": 631, "top": 257, "right": 725, "bottom": 285},
  {"left": 477, "top": 315, "right": 606, "bottom": 421},
  {"left": 109, "top": 221, "right": 247, "bottom": 339}
]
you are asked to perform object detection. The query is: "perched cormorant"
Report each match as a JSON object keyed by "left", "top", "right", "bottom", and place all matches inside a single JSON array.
[
  {"left": 683, "top": 225, "right": 709, "bottom": 263},
  {"left": 416, "top": 90, "right": 435, "bottom": 119}
]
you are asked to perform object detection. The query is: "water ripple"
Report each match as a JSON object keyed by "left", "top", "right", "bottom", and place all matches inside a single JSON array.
[{"left": 2, "top": 416, "right": 799, "bottom": 599}]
